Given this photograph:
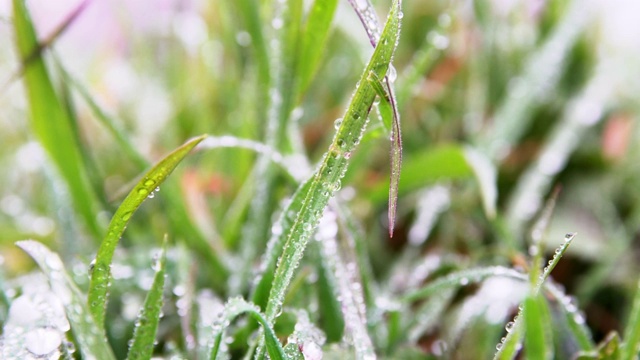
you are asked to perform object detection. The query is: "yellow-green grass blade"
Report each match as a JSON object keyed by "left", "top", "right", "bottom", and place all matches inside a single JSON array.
[{"left": 88, "top": 135, "right": 206, "bottom": 326}]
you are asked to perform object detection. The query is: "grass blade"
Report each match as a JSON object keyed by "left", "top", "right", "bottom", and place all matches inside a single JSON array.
[
  {"left": 16, "top": 240, "right": 116, "bottom": 360},
  {"left": 621, "top": 278, "right": 640, "bottom": 360},
  {"left": 264, "top": 0, "right": 401, "bottom": 323},
  {"left": 126, "top": 238, "right": 168, "bottom": 360},
  {"left": 208, "top": 298, "right": 285, "bottom": 360},
  {"left": 523, "top": 295, "right": 551, "bottom": 360},
  {"left": 88, "top": 135, "right": 206, "bottom": 326},
  {"left": 297, "top": 0, "right": 339, "bottom": 95},
  {"left": 348, "top": 0, "right": 403, "bottom": 237},
  {"left": 254, "top": 1, "right": 402, "bottom": 357},
  {"left": 12, "top": 0, "right": 102, "bottom": 238}
]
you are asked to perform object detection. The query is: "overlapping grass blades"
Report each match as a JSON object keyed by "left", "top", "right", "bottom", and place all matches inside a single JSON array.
[
  {"left": 16, "top": 240, "right": 116, "bottom": 359},
  {"left": 12, "top": 0, "right": 102, "bottom": 238},
  {"left": 88, "top": 135, "right": 206, "bottom": 326},
  {"left": 263, "top": 0, "right": 401, "bottom": 323},
  {"left": 126, "top": 238, "right": 168, "bottom": 360},
  {"left": 208, "top": 298, "right": 285, "bottom": 360}
]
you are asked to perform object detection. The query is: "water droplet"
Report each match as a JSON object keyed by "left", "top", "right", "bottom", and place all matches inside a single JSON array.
[
  {"left": 459, "top": 277, "right": 469, "bottom": 286},
  {"left": 505, "top": 321, "right": 514, "bottom": 333},
  {"left": 272, "top": 18, "right": 283, "bottom": 29},
  {"left": 143, "top": 179, "right": 155, "bottom": 187},
  {"left": 387, "top": 65, "right": 397, "bottom": 82},
  {"left": 555, "top": 247, "right": 562, "bottom": 254},
  {"left": 564, "top": 232, "right": 575, "bottom": 241},
  {"left": 398, "top": 11, "right": 404, "bottom": 19},
  {"left": 137, "top": 188, "right": 149, "bottom": 196},
  {"left": 122, "top": 211, "right": 132, "bottom": 221},
  {"left": 334, "top": 118, "right": 343, "bottom": 130},
  {"left": 88, "top": 259, "right": 96, "bottom": 276},
  {"left": 344, "top": 152, "right": 352, "bottom": 159},
  {"left": 496, "top": 343, "right": 503, "bottom": 351},
  {"left": 337, "top": 139, "right": 346, "bottom": 149},
  {"left": 148, "top": 192, "right": 155, "bottom": 199}
]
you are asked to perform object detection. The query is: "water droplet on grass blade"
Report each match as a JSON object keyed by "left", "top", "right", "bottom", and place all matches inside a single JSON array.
[{"left": 334, "top": 118, "right": 343, "bottom": 130}]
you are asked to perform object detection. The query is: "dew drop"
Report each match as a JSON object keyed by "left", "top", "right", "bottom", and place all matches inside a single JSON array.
[
  {"left": 122, "top": 211, "right": 132, "bottom": 221},
  {"left": 143, "top": 179, "right": 155, "bottom": 187},
  {"left": 343, "top": 152, "right": 352, "bottom": 159},
  {"left": 387, "top": 65, "right": 397, "bottom": 82},
  {"left": 88, "top": 259, "right": 96, "bottom": 277},
  {"left": 496, "top": 343, "right": 503, "bottom": 351},
  {"left": 564, "top": 232, "right": 575, "bottom": 241},
  {"left": 137, "top": 188, "right": 149, "bottom": 196},
  {"left": 505, "top": 321, "right": 514, "bottom": 333},
  {"left": 334, "top": 118, "right": 343, "bottom": 130}
]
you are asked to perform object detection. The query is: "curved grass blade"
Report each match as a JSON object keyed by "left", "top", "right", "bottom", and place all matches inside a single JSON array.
[
  {"left": 621, "top": 278, "right": 640, "bottom": 360},
  {"left": 16, "top": 240, "right": 116, "bottom": 360},
  {"left": 12, "top": 0, "right": 102, "bottom": 238},
  {"left": 126, "top": 238, "right": 168, "bottom": 360},
  {"left": 88, "top": 135, "right": 206, "bottom": 326},
  {"left": 208, "top": 298, "right": 285, "bottom": 360},
  {"left": 255, "top": 1, "right": 402, "bottom": 357}
]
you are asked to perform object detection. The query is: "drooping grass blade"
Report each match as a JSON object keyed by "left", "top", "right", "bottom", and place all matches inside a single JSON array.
[
  {"left": 88, "top": 135, "right": 206, "bottom": 326},
  {"left": 16, "top": 240, "right": 116, "bottom": 360},
  {"left": 126, "top": 238, "right": 168, "bottom": 360},
  {"left": 348, "top": 0, "right": 403, "bottom": 237}
]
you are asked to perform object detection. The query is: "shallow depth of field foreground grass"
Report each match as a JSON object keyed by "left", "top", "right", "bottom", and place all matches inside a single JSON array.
[{"left": 1, "top": 0, "right": 640, "bottom": 359}]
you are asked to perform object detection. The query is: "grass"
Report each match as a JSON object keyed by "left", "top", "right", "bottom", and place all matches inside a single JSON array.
[{"left": 2, "top": 0, "right": 640, "bottom": 359}]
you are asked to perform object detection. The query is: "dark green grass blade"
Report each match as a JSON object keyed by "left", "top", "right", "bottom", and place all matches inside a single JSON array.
[
  {"left": 12, "top": 0, "right": 102, "bottom": 238},
  {"left": 16, "top": 240, "right": 116, "bottom": 360},
  {"left": 88, "top": 135, "right": 206, "bottom": 326},
  {"left": 126, "top": 238, "right": 168, "bottom": 360},
  {"left": 208, "top": 298, "right": 285, "bottom": 360},
  {"left": 297, "top": 0, "right": 339, "bottom": 95},
  {"left": 621, "top": 278, "right": 640, "bottom": 360}
]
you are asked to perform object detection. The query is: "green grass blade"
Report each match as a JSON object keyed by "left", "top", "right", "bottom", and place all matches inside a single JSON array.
[
  {"left": 16, "top": 240, "right": 116, "bottom": 360},
  {"left": 314, "top": 240, "right": 345, "bottom": 343},
  {"left": 523, "top": 295, "right": 550, "bottom": 360},
  {"left": 126, "top": 238, "right": 168, "bottom": 360},
  {"left": 263, "top": 0, "right": 401, "bottom": 324},
  {"left": 252, "top": 177, "right": 313, "bottom": 309},
  {"left": 88, "top": 135, "right": 206, "bottom": 326},
  {"left": 621, "top": 278, "right": 640, "bottom": 360},
  {"left": 464, "top": 146, "right": 497, "bottom": 219},
  {"left": 297, "top": 0, "right": 339, "bottom": 95},
  {"left": 12, "top": 0, "right": 102, "bottom": 238},
  {"left": 208, "top": 298, "right": 285, "bottom": 360}
]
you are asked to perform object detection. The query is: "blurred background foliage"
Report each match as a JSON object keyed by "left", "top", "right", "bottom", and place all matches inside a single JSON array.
[{"left": 1, "top": 0, "right": 640, "bottom": 358}]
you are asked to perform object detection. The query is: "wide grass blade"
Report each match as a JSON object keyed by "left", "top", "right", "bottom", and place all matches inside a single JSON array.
[
  {"left": 126, "top": 238, "right": 168, "bottom": 360},
  {"left": 621, "top": 278, "right": 640, "bottom": 360},
  {"left": 12, "top": 0, "right": 102, "bottom": 238},
  {"left": 88, "top": 135, "right": 206, "bottom": 326},
  {"left": 208, "top": 298, "right": 285, "bottom": 360},
  {"left": 16, "top": 240, "right": 116, "bottom": 360},
  {"left": 523, "top": 295, "right": 552, "bottom": 360}
]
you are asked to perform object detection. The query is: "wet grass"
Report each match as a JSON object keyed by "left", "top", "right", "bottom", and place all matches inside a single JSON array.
[{"left": 2, "top": 0, "right": 640, "bottom": 358}]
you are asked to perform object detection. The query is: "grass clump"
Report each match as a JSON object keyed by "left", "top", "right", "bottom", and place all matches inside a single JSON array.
[{"left": 2, "top": 0, "right": 640, "bottom": 359}]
